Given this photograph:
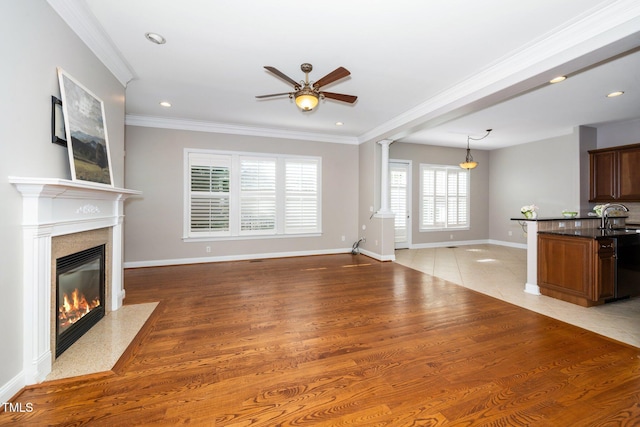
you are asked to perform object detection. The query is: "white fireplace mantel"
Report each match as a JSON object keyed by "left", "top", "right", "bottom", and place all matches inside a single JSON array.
[{"left": 10, "top": 177, "right": 141, "bottom": 384}]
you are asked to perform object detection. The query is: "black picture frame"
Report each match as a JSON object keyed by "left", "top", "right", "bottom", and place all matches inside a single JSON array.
[{"left": 51, "top": 95, "right": 67, "bottom": 147}]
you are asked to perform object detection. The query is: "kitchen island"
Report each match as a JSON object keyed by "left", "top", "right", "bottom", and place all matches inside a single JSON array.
[
  {"left": 511, "top": 215, "right": 608, "bottom": 296},
  {"left": 537, "top": 227, "right": 640, "bottom": 306}
]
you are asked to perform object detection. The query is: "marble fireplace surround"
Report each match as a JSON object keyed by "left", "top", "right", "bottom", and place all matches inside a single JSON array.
[{"left": 10, "top": 177, "right": 140, "bottom": 384}]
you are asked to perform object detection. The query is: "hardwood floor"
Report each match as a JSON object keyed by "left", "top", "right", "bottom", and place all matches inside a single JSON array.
[{"left": 3, "top": 254, "right": 640, "bottom": 426}]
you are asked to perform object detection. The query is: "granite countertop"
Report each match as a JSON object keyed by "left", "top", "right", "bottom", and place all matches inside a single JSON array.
[
  {"left": 538, "top": 228, "right": 640, "bottom": 240},
  {"left": 510, "top": 215, "right": 627, "bottom": 222}
]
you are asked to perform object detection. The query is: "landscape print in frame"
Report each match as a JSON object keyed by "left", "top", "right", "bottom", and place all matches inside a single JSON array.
[{"left": 57, "top": 68, "right": 113, "bottom": 186}]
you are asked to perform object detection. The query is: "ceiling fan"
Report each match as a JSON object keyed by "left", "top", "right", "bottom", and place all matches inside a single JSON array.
[{"left": 256, "top": 63, "right": 357, "bottom": 111}]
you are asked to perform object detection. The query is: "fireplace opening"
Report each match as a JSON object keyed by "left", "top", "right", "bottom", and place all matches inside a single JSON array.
[{"left": 56, "top": 245, "right": 105, "bottom": 357}]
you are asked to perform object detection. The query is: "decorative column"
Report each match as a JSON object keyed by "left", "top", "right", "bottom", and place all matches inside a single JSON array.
[
  {"left": 373, "top": 140, "right": 395, "bottom": 261},
  {"left": 376, "top": 139, "right": 394, "bottom": 217}
]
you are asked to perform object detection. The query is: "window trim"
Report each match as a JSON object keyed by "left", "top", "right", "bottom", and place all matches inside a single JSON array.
[
  {"left": 419, "top": 163, "right": 470, "bottom": 232},
  {"left": 183, "top": 148, "right": 322, "bottom": 241}
]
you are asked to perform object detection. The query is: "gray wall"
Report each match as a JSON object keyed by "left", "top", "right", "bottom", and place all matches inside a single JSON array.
[
  {"left": 123, "top": 126, "right": 359, "bottom": 265},
  {"left": 597, "top": 118, "right": 640, "bottom": 148},
  {"left": 596, "top": 119, "right": 640, "bottom": 223},
  {"left": 0, "top": 1, "right": 125, "bottom": 396},
  {"left": 488, "top": 131, "right": 581, "bottom": 245},
  {"left": 389, "top": 142, "right": 491, "bottom": 246}
]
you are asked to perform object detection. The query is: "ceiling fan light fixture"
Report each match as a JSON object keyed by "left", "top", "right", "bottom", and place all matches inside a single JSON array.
[{"left": 295, "top": 89, "right": 319, "bottom": 111}]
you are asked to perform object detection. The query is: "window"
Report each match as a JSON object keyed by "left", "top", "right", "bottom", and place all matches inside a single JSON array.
[
  {"left": 185, "top": 149, "right": 321, "bottom": 240},
  {"left": 420, "top": 164, "right": 469, "bottom": 231}
]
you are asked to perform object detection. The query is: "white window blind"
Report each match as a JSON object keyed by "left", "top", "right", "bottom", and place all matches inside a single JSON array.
[
  {"left": 189, "top": 154, "right": 230, "bottom": 235},
  {"left": 185, "top": 150, "right": 321, "bottom": 239},
  {"left": 390, "top": 165, "right": 408, "bottom": 243},
  {"left": 285, "top": 159, "right": 319, "bottom": 234},
  {"left": 240, "top": 158, "right": 276, "bottom": 233},
  {"left": 420, "top": 164, "right": 469, "bottom": 231}
]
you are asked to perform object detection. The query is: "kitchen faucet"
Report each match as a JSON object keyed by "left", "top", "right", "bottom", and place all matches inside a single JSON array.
[{"left": 599, "top": 203, "right": 629, "bottom": 229}]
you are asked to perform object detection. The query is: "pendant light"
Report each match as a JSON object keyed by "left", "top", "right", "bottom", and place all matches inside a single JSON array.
[{"left": 460, "top": 129, "right": 492, "bottom": 170}]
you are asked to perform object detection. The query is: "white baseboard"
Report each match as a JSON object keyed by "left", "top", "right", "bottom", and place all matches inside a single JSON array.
[
  {"left": 358, "top": 248, "right": 395, "bottom": 261},
  {"left": 409, "top": 239, "right": 490, "bottom": 249},
  {"left": 525, "top": 282, "right": 541, "bottom": 295},
  {"left": 0, "top": 371, "right": 25, "bottom": 407},
  {"left": 124, "top": 247, "right": 354, "bottom": 268},
  {"left": 488, "top": 239, "right": 528, "bottom": 249}
]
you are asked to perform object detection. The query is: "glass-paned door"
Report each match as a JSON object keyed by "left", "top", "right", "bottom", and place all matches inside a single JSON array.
[{"left": 390, "top": 161, "right": 411, "bottom": 249}]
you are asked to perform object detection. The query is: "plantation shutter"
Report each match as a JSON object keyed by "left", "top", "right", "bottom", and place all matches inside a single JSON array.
[
  {"left": 390, "top": 165, "right": 408, "bottom": 243},
  {"left": 447, "top": 169, "right": 468, "bottom": 227},
  {"left": 285, "top": 159, "right": 319, "bottom": 234},
  {"left": 239, "top": 158, "right": 276, "bottom": 233},
  {"left": 189, "top": 154, "right": 230, "bottom": 235},
  {"left": 420, "top": 165, "right": 469, "bottom": 230}
]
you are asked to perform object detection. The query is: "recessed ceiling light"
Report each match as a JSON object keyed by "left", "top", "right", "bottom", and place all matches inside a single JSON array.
[
  {"left": 606, "top": 91, "right": 624, "bottom": 98},
  {"left": 335, "top": 121, "right": 344, "bottom": 126},
  {"left": 549, "top": 76, "right": 566, "bottom": 84},
  {"left": 159, "top": 101, "right": 172, "bottom": 107},
  {"left": 145, "top": 32, "right": 166, "bottom": 45}
]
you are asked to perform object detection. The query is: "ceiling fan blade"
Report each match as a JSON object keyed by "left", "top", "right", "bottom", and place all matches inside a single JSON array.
[
  {"left": 264, "top": 66, "right": 300, "bottom": 88},
  {"left": 321, "top": 92, "right": 357, "bottom": 104},
  {"left": 255, "top": 92, "right": 291, "bottom": 99},
  {"left": 313, "top": 67, "right": 350, "bottom": 89}
]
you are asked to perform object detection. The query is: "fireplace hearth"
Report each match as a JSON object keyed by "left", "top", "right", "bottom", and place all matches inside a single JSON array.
[{"left": 56, "top": 245, "right": 106, "bottom": 357}]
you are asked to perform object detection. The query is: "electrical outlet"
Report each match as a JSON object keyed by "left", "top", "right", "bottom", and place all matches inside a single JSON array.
[
  {"left": 206, "top": 246, "right": 211, "bottom": 253},
  {"left": 450, "top": 234, "right": 453, "bottom": 240},
  {"left": 341, "top": 235, "right": 345, "bottom": 242},
  {"left": 508, "top": 231, "right": 513, "bottom": 236}
]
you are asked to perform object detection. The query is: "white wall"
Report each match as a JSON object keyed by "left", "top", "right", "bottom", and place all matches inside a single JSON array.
[
  {"left": 123, "top": 126, "right": 359, "bottom": 265},
  {"left": 0, "top": 0, "right": 125, "bottom": 400}
]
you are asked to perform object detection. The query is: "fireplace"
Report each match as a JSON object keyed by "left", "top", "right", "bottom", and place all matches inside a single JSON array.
[
  {"left": 10, "top": 176, "right": 140, "bottom": 384},
  {"left": 56, "top": 245, "right": 106, "bottom": 357}
]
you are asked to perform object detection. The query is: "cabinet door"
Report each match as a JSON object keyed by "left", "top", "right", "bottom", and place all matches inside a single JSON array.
[
  {"left": 617, "top": 147, "right": 640, "bottom": 200},
  {"left": 590, "top": 151, "right": 617, "bottom": 202},
  {"left": 538, "top": 234, "right": 592, "bottom": 299},
  {"left": 595, "top": 239, "right": 615, "bottom": 300}
]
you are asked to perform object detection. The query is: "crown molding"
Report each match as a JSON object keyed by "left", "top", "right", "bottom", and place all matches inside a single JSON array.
[
  {"left": 359, "top": 0, "right": 640, "bottom": 144},
  {"left": 47, "top": 0, "right": 134, "bottom": 86},
  {"left": 125, "top": 115, "right": 361, "bottom": 145}
]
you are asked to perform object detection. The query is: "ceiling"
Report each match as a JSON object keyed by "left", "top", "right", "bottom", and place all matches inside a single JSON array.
[{"left": 50, "top": 0, "right": 640, "bottom": 149}]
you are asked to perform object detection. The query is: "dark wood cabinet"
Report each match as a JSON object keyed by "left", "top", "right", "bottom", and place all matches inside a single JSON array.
[
  {"left": 538, "top": 234, "right": 615, "bottom": 307},
  {"left": 618, "top": 147, "right": 640, "bottom": 200},
  {"left": 589, "top": 143, "right": 640, "bottom": 202},
  {"left": 595, "top": 239, "right": 615, "bottom": 301}
]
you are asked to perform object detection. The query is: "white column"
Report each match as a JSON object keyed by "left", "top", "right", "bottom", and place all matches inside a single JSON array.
[
  {"left": 23, "top": 225, "right": 53, "bottom": 383},
  {"left": 524, "top": 220, "right": 541, "bottom": 295},
  {"left": 376, "top": 139, "right": 394, "bottom": 217}
]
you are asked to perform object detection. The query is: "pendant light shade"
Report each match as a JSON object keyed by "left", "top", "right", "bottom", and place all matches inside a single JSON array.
[
  {"left": 459, "top": 148, "right": 478, "bottom": 170},
  {"left": 460, "top": 129, "right": 492, "bottom": 170}
]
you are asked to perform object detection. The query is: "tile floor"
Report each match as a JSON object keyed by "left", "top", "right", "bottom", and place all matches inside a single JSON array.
[
  {"left": 394, "top": 244, "right": 640, "bottom": 348},
  {"left": 46, "top": 302, "right": 158, "bottom": 381}
]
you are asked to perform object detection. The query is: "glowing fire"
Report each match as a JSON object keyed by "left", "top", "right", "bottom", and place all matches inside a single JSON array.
[{"left": 58, "top": 288, "right": 101, "bottom": 329}]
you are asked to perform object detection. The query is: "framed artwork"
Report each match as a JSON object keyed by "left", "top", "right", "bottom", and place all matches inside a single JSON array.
[
  {"left": 51, "top": 96, "right": 67, "bottom": 146},
  {"left": 57, "top": 68, "right": 113, "bottom": 186}
]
